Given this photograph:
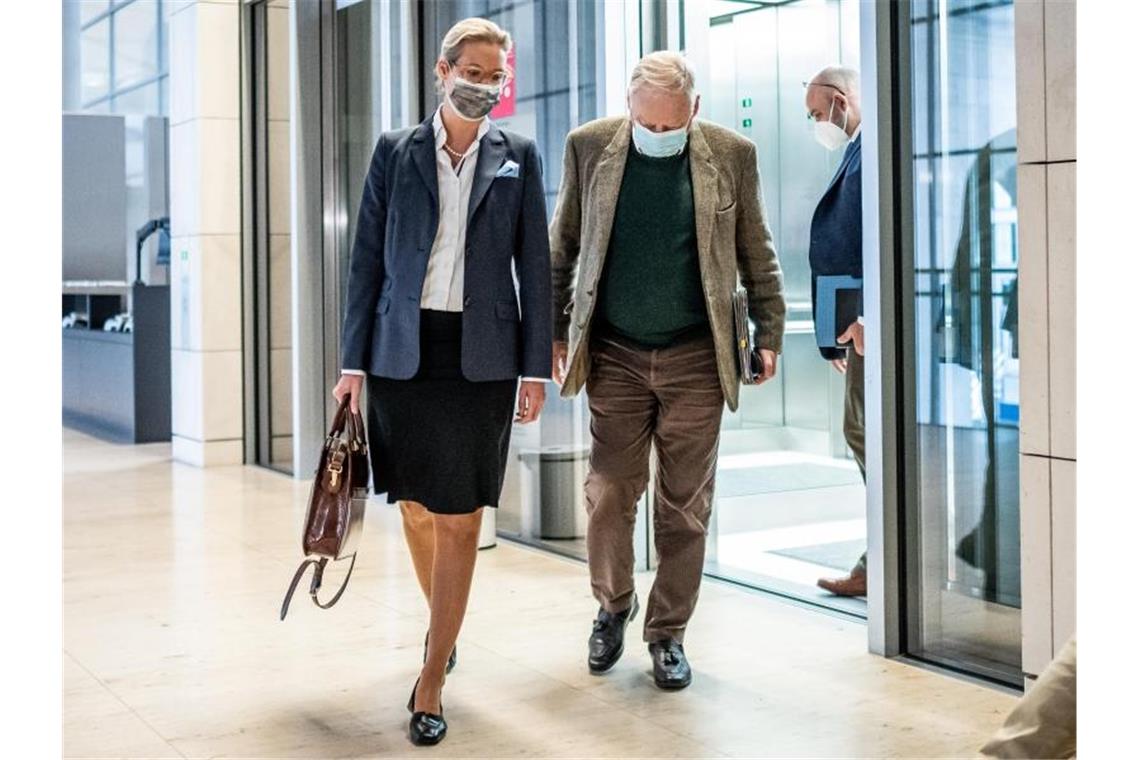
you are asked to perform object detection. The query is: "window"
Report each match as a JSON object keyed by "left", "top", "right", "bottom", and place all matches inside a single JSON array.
[
  {"left": 66, "top": 0, "right": 169, "bottom": 116},
  {"left": 113, "top": 0, "right": 160, "bottom": 89}
]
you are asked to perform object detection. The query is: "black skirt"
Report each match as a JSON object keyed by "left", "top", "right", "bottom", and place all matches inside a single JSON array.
[{"left": 366, "top": 309, "right": 517, "bottom": 515}]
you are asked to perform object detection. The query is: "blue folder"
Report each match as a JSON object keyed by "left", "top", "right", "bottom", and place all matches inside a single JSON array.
[{"left": 815, "top": 276, "right": 863, "bottom": 348}]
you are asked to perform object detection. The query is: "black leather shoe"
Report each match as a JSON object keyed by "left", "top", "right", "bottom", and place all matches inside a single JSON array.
[
  {"left": 423, "top": 631, "right": 457, "bottom": 674},
  {"left": 588, "top": 595, "right": 639, "bottom": 674},
  {"left": 407, "top": 679, "right": 447, "bottom": 746},
  {"left": 648, "top": 638, "right": 692, "bottom": 690}
]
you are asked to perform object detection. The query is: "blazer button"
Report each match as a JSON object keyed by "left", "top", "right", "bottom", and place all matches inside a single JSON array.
[{"left": 463, "top": 297, "right": 473, "bottom": 307}]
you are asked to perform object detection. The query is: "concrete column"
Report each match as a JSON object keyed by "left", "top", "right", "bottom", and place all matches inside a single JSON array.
[{"left": 167, "top": 0, "right": 243, "bottom": 467}]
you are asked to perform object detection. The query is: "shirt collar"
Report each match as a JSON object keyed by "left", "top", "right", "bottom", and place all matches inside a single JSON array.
[{"left": 433, "top": 106, "right": 491, "bottom": 154}]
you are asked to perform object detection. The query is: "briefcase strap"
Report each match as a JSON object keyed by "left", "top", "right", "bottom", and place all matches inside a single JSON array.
[
  {"left": 328, "top": 396, "right": 367, "bottom": 445},
  {"left": 279, "top": 554, "right": 357, "bottom": 620}
]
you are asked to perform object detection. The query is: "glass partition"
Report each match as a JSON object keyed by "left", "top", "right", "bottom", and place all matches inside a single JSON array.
[
  {"left": 686, "top": 0, "right": 867, "bottom": 615},
  {"left": 332, "top": 0, "right": 633, "bottom": 563},
  {"left": 244, "top": 0, "right": 295, "bottom": 473},
  {"left": 903, "top": 0, "right": 1021, "bottom": 683}
]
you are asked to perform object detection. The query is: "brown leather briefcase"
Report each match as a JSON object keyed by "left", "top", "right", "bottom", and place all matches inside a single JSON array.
[{"left": 279, "top": 395, "right": 369, "bottom": 620}]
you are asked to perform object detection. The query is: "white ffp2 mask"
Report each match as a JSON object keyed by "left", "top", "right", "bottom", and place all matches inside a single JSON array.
[{"left": 814, "top": 98, "right": 850, "bottom": 152}]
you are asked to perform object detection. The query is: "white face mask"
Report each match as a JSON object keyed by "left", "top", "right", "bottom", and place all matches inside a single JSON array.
[
  {"left": 631, "top": 119, "right": 689, "bottom": 158},
  {"left": 814, "top": 98, "right": 850, "bottom": 152}
]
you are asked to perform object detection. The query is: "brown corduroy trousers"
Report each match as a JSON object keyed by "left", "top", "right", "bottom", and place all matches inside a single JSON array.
[{"left": 583, "top": 330, "right": 725, "bottom": 644}]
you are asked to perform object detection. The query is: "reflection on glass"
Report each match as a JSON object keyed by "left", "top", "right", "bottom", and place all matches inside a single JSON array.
[
  {"left": 696, "top": 0, "right": 866, "bottom": 614},
  {"left": 114, "top": 81, "right": 160, "bottom": 115},
  {"left": 114, "top": 0, "right": 160, "bottom": 89},
  {"left": 80, "top": 19, "right": 110, "bottom": 105},
  {"left": 266, "top": 5, "right": 293, "bottom": 473},
  {"left": 426, "top": 1, "right": 600, "bottom": 559},
  {"left": 79, "top": 0, "right": 111, "bottom": 25},
  {"left": 907, "top": 0, "right": 1021, "bottom": 681},
  {"left": 249, "top": 1, "right": 293, "bottom": 472},
  {"left": 334, "top": 0, "right": 603, "bottom": 559}
]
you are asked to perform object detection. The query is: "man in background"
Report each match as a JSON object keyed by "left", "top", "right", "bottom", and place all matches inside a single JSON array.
[{"left": 804, "top": 65, "right": 868, "bottom": 597}]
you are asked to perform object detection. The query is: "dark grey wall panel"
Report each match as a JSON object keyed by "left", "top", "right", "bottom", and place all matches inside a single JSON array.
[{"left": 63, "top": 114, "right": 127, "bottom": 282}]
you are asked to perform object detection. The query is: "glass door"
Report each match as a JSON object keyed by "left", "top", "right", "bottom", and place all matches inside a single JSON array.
[
  {"left": 329, "top": 0, "right": 649, "bottom": 565},
  {"left": 242, "top": 0, "right": 295, "bottom": 474},
  {"left": 685, "top": 0, "right": 867, "bottom": 615},
  {"left": 900, "top": 0, "right": 1021, "bottom": 684}
]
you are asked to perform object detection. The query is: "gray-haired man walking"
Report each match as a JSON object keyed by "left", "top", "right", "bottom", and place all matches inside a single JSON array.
[{"left": 549, "top": 51, "right": 786, "bottom": 689}]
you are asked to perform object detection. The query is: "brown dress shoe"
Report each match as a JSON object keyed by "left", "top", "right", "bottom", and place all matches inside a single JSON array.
[{"left": 817, "top": 568, "right": 867, "bottom": 597}]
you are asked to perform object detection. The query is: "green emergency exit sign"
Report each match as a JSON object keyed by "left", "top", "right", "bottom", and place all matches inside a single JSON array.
[
  {"left": 742, "top": 97, "right": 752, "bottom": 107},
  {"left": 742, "top": 118, "right": 753, "bottom": 128}
]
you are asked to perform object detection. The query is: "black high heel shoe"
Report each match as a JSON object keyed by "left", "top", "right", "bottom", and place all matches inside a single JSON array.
[
  {"left": 407, "top": 678, "right": 447, "bottom": 746},
  {"left": 423, "top": 631, "right": 458, "bottom": 674}
]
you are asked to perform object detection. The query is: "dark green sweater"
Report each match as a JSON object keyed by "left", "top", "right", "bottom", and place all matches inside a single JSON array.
[{"left": 595, "top": 146, "right": 709, "bottom": 348}]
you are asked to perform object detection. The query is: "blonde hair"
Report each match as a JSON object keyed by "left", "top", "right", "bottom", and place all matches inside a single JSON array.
[
  {"left": 628, "top": 51, "right": 697, "bottom": 102},
  {"left": 435, "top": 18, "right": 513, "bottom": 93}
]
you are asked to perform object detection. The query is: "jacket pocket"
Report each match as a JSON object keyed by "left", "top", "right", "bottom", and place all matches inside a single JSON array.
[{"left": 495, "top": 300, "right": 519, "bottom": 321}]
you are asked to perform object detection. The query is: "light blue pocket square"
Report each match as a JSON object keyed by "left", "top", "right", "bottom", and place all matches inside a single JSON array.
[{"left": 495, "top": 160, "right": 520, "bottom": 179}]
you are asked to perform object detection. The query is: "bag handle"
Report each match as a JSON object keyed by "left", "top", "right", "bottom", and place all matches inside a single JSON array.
[
  {"left": 328, "top": 394, "right": 368, "bottom": 446},
  {"left": 279, "top": 554, "right": 357, "bottom": 620},
  {"left": 327, "top": 394, "right": 352, "bottom": 439}
]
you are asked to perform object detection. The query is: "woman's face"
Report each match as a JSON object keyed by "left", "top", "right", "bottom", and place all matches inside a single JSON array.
[{"left": 438, "top": 40, "right": 510, "bottom": 88}]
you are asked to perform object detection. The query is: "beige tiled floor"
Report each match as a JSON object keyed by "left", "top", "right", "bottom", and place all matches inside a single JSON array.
[{"left": 63, "top": 429, "right": 1016, "bottom": 758}]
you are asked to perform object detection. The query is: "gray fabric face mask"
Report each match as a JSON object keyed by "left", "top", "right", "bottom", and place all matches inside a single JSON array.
[{"left": 447, "top": 76, "right": 502, "bottom": 121}]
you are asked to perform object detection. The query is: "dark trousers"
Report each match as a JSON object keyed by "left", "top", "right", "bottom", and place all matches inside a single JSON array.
[{"left": 583, "top": 331, "right": 724, "bottom": 644}]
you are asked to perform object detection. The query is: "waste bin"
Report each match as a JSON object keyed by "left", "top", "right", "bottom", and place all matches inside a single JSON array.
[
  {"left": 537, "top": 444, "right": 590, "bottom": 539},
  {"left": 478, "top": 504, "right": 497, "bottom": 549}
]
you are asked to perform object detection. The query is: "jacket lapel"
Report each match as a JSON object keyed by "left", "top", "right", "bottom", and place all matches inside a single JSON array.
[
  {"left": 467, "top": 123, "right": 506, "bottom": 226},
  {"left": 409, "top": 115, "right": 438, "bottom": 207},
  {"left": 688, "top": 121, "right": 719, "bottom": 276},
  {"left": 587, "top": 119, "right": 632, "bottom": 265},
  {"left": 822, "top": 132, "right": 860, "bottom": 199}
]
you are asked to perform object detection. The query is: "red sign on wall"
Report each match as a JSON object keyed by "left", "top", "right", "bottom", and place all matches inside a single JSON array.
[{"left": 490, "top": 48, "right": 517, "bottom": 119}]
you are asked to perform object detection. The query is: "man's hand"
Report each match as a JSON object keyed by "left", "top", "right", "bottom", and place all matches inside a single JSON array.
[
  {"left": 515, "top": 380, "right": 546, "bottom": 424},
  {"left": 332, "top": 373, "right": 364, "bottom": 414},
  {"left": 831, "top": 358, "right": 848, "bottom": 374},
  {"left": 837, "top": 320, "right": 865, "bottom": 356},
  {"left": 552, "top": 341, "right": 569, "bottom": 385},
  {"left": 755, "top": 348, "right": 779, "bottom": 385}
]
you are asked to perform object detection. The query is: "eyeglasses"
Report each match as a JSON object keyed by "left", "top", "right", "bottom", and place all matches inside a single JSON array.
[
  {"left": 802, "top": 80, "right": 846, "bottom": 120},
  {"left": 802, "top": 80, "right": 848, "bottom": 96},
  {"left": 454, "top": 62, "right": 512, "bottom": 87}
]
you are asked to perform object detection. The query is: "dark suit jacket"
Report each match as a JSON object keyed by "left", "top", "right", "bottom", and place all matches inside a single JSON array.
[
  {"left": 340, "top": 115, "right": 553, "bottom": 381},
  {"left": 808, "top": 134, "right": 863, "bottom": 361}
]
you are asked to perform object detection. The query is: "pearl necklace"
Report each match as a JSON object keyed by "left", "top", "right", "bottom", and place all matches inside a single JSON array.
[{"left": 443, "top": 142, "right": 468, "bottom": 160}]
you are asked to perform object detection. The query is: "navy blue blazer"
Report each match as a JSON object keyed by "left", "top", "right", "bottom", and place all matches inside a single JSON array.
[
  {"left": 340, "top": 116, "right": 553, "bottom": 382},
  {"left": 808, "top": 134, "right": 862, "bottom": 360}
]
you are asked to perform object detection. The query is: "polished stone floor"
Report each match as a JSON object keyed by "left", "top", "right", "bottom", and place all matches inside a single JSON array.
[{"left": 63, "top": 429, "right": 1016, "bottom": 758}]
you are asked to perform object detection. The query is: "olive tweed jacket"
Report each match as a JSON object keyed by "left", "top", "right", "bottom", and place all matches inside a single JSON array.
[{"left": 549, "top": 116, "right": 786, "bottom": 411}]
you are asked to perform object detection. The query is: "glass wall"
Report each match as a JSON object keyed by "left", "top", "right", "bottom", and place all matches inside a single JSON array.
[
  {"left": 62, "top": 0, "right": 171, "bottom": 286},
  {"left": 904, "top": 0, "right": 1021, "bottom": 682},
  {"left": 244, "top": 0, "right": 295, "bottom": 473},
  {"left": 686, "top": 0, "right": 866, "bottom": 614},
  {"left": 332, "top": 0, "right": 624, "bottom": 562},
  {"left": 65, "top": 0, "right": 169, "bottom": 116}
]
